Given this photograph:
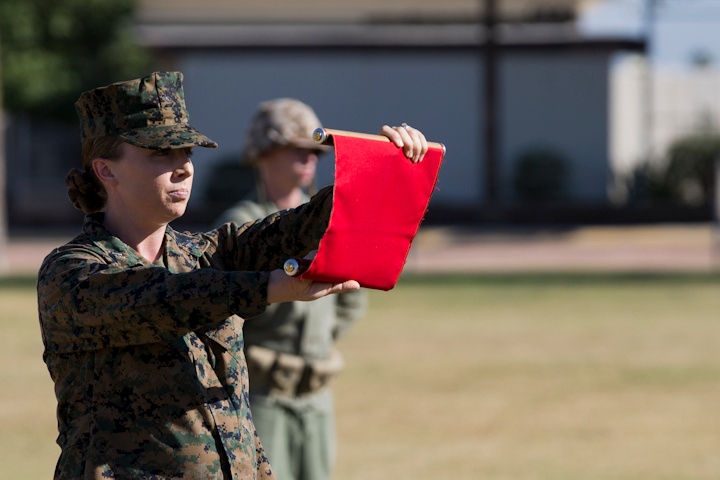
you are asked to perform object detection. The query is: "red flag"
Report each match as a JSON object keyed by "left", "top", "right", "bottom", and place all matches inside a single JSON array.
[{"left": 300, "top": 131, "right": 445, "bottom": 290}]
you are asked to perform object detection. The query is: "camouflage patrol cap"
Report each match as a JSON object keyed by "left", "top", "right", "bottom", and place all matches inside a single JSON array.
[
  {"left": 242, "top": 98, "right": 329, "bottom": 164},
  {"left": 75, "top": 71, "right": 217, "bottom": 150}
]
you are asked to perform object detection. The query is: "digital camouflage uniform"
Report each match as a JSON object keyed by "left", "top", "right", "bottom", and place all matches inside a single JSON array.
[
  {"left": 38, "top": 72, "right": 335, "bottom": 480},
  {"left": 73, "top": 71, "right": 217, "bottom": 150},
  {"left": 37, "top": 188, "right": 333, "bottom": 479},
  {"left": 216, "top": 191, "right": 367, "bottom": 480},
  {"left": 214, "top": 99, "right": 367, "bottom": 480}
]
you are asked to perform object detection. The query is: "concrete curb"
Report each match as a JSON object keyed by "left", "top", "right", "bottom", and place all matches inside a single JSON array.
[{"left": 5, "top": 223, "right": 720, "bottom": 276}]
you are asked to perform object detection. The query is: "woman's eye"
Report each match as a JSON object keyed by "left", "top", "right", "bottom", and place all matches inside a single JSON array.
[{"left": 185, "top": 148, "right": 194, "bottom": 158}]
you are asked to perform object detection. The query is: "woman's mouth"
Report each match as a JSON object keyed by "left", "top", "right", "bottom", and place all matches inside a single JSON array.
[{"left": 168, "top": 188, "right": 190, "bottom": 201}]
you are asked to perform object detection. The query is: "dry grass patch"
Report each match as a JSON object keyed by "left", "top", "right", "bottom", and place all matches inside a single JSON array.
[
  {"left": 5, "top": 274, "right": 720, "bottom": 479},
  {"left": 0, "top": 283, "right": 58, "bottom": 479},
  {"left": 333, "top": 274, "right": 720, "bottom": 480}
]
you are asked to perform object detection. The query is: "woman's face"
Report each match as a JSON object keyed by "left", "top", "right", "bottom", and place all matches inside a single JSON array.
[{"left": 107, "top": 143, "right": 195, "bottom": 225}]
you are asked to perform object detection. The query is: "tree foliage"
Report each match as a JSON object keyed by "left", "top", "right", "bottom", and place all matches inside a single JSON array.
[
  {"left": 630, "top": 133, "right": 720, "bottom": 206},
  {"left": 0, "top": 0, "right": 152, "bottom": 123},
  {"left": 665, "top": 133, "right": 720, "bottom": 205}
]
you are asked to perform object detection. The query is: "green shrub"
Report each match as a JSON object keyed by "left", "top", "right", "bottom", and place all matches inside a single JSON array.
[
  {"left": 664, "top": 133, "right": 720, "bottom": 205},
  {"left": 629, "top": 133, "right": 720, "bottom": 206},
  {"left": 512, "top": 146, "right": 569, "bottom": 202}
]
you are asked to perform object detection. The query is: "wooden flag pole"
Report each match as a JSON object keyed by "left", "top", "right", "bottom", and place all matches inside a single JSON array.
[{"left": 313, "top": 128, "right": 446, "bottom": 156}]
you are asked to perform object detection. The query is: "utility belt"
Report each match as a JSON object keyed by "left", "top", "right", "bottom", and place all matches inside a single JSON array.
[{"left": 245, "top": 345, "right": 344, "bottom": 398}]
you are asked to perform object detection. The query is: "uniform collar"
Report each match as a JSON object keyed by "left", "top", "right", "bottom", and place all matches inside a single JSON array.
[{"left": 82, "top": 213, "right": 209, "bottom": 269}]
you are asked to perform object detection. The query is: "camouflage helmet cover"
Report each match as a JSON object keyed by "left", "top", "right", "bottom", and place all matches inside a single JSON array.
[
  {"left": 75, "top": 71, "right": 218, "bottom": 150},
  {"left": 242, "top": 98, "right": 330, "bottom": 164}
]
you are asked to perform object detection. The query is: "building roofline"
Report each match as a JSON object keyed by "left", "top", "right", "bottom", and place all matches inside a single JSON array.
[
  {"left": 133, "top": 22, "right": 646, "bottom": 51},
  {"left": 135, "top": 0, "right": 602, "bottom": 26}
]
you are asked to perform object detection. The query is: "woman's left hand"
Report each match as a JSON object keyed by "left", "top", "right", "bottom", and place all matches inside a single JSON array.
[{"left": 379, "top": 123, "right": 429, "bottom": 163}]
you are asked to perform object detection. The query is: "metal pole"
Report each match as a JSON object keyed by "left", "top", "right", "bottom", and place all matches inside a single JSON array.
[
  {"left": 483, "top": 0, "right": 499, "bottom": 206},
  {"left": 643, "top": 0, "right": 657, "bottom": 163},
  {"left": 714, "top": 155, "right": 720, "bottom": 269},
  {"left": 0, "top": 38, "right": 7, "bottom": 274}
]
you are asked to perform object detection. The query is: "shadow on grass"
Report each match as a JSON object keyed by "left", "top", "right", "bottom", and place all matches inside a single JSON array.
[
  {"left": 6, "top": 271, "right": 720, "bottom": 291},
  {"left": 397, "top": 271, "right": 720, "bottom": 286}
]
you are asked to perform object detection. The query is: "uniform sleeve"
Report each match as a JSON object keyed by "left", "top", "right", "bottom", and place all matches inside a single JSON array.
[
  {"left": 210, "top": 185, "right": 333, "bottom": 273},
  {"left": 333, "top": 288, "right": 368, "bottom": 340},
  {"left": 38, "top": 186, "right": 334, "bottom": 355},
  {"left": 37, "top": 247, "right": 270, "bottom": 355}
]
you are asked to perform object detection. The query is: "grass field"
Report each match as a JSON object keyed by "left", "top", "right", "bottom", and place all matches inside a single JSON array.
[{"left": 3, "top": 273, "right": 720, "bottom": 479}]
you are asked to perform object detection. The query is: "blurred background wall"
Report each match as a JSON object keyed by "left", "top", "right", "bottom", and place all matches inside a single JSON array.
[{"left": 3, "top": 0, "right": 720, "bottom": 229}]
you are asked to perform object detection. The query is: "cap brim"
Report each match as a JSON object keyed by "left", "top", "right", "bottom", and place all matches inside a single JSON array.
[
  {"left": 120, "top": 124, "right": 218, "bottom": 150},
  {"left": 288, "top": 137, "right": 331, "bottom": 153}
]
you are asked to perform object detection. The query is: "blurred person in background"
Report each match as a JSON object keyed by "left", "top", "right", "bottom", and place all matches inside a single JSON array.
[
  {"left": 214, "top": 98, "right": 371, "bottom": 480},
  {"left": 37, "top": 73, "right": 428, "bottom": 480}
]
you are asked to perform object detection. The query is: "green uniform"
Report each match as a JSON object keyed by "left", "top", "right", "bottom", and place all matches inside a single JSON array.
[
  {"left": 37, "top": 186, "right": 333, "bottom": 480},
  {"left": 216, "top": 191, "right": 367, "bottom": 480}
]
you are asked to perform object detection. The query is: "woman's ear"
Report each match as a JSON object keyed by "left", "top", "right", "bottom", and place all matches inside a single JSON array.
[{"left": 91, "top": 158, "right": 118, "bottom": 188}]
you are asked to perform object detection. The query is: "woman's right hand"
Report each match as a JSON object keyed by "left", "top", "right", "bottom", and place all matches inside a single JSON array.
[
  {"left": 267, "top": 269, "right": 360, "bottom": 304},
  {"left": 379, "top": 124, "right": 429, "bottom": 163}
]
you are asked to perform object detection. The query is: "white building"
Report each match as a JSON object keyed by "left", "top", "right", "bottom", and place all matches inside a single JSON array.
[
  {"left": 611, "top": 55, "right": 720, "bottom": 178},
  {"left": 6, "top": 0, "right": 651, "bottom": 225}
]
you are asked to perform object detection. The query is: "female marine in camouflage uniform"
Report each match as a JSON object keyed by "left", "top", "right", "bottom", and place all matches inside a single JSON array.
[{"left": 36, "top": 72, "right": 427, "bottom": 480}]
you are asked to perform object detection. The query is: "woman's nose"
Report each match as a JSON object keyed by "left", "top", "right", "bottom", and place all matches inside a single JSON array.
[{"left": 174, "top": 152, "right": 194, "bottom": 177}]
